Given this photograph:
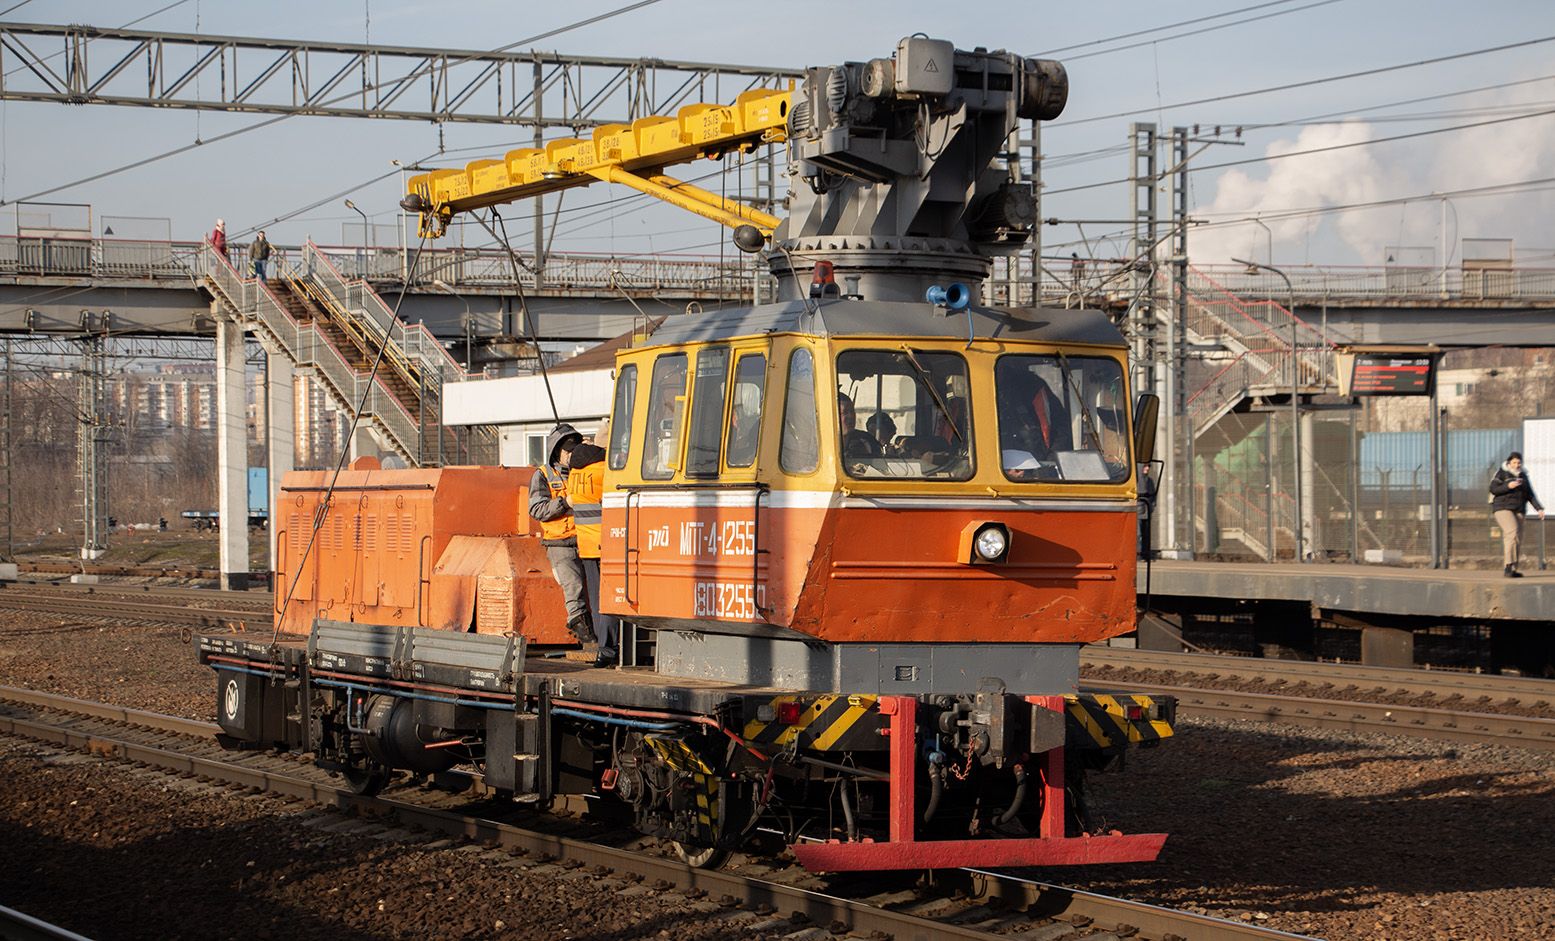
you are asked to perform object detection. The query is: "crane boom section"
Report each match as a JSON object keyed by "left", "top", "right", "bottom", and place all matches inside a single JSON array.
[{"left": 407, "top": 88, "right": 791, "bottom": 237}]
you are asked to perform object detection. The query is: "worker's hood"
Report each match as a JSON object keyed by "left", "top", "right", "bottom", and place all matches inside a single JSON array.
[
  {"left": 545, "top": 423, "right": 582, "bottom": 468},
  {"left": 570, "top": 443, "right": 606, "bottom": 470}
]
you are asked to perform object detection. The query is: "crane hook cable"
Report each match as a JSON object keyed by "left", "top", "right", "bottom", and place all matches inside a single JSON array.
[
  {"left": 271, "top": 236, "right": 432, "bottom": 646},
  {"left": 477, "top": 209, "right": 559, "bottom": 424}
]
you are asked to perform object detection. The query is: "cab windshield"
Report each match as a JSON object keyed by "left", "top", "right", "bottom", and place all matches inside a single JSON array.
[
  {"left": 995, "top": 353, "right": 1128, "bottom": 483},
  {"left": 836, "top": 349, "right": 972, "bottom": 480}
]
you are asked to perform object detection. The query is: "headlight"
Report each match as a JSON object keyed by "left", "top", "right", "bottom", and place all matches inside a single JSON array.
[
  {"left": 958, "top": 521, "right": 1012, "bottom": 564},
  {"left": 975, "top": 526, "right": 1007, "bottom": 561}
]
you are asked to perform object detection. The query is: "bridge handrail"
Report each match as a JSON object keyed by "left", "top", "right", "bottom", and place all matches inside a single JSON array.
[
  {"left": 1034, "top": 258, "right": 1555, "bottom": 303},
  {"left": 195, "top": 243, "right": 421, "bottom": 460},
  {"left": 11, "top": 233, "right": 1555, "bottom": 303},
  {"left": 0, "top": 232, "right": 761, "bottom": 297},
  {"left": 303, "top": 241, "right": 472, "bottom": 388}
]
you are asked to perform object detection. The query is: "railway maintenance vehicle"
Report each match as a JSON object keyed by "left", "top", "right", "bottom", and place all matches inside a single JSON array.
[{"left": 199, "top": 35, "right": 1176, "bottom": 871}]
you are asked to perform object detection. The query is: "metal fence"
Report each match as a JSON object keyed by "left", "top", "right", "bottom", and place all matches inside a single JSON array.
[{"left": 1166, "top": 371, "right": 1554, "bottom": 570}]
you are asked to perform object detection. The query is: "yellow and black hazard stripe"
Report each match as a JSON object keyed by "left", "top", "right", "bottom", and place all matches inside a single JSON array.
[
  {"left": 644, "top": 736, "right": 710, "bottom": 773},
  {"left": 1065, "top": 693, "right": 1175, "bottom": 749},
  {"left": 644, "top": 736, "right": 718, "bottom": 840},
  {"left": 740, "top": 694, "right": 883, "bottom": 752}
]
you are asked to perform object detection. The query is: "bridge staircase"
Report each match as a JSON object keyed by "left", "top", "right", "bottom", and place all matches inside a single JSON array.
[
  {"left": 1160, "top": 267, "right": 1345, "bottom": 562},
  {"left": 1172, "top": 265, "right": 1338, "bottom": 442},
  {"left": 195, "top": 241, "right": 495, "bottom": 466}
]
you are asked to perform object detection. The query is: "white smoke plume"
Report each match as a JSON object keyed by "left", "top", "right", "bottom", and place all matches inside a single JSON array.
[
  {"left": 1189, "top": 120, "right": 1395, "bottom": 266},
  {"left": 1190, "top": 81, "right": 1555, "bottom": 268}
]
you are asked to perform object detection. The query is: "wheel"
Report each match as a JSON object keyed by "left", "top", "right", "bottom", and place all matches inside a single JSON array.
[
  {"left": 673, "top": 841, "right": 729, "bottom": 870},
  {"left": 343, "top": 761, "right": 391, "bottom": 796}
]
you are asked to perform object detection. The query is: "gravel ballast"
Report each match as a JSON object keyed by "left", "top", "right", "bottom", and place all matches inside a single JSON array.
[{"left": 3, "top": 609, "right": 1555, "bottom": 940}]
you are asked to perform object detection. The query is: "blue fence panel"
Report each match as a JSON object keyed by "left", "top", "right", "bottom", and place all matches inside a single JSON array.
[{"left": 1359, "top": 428, "right": 1522, "bottom": 490}]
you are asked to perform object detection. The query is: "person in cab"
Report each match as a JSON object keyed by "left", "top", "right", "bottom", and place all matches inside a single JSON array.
[
  {"left": 1000, "top": 374, "right": 1071, "bottom": 478},
  {"left": 838, "top": 392, "right": 883, "bottom": 458}
]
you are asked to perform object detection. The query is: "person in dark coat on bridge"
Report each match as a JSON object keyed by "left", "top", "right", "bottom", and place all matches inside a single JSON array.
[
  {"left": 1489, "top": 450, "right": 1544, "bottom": 577},
  {"left": 249, "top": 230, "right": 272, "bottom": 282}
]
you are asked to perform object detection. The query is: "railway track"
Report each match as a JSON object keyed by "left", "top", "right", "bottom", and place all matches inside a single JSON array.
[
  {"left": 0, "top": 685, "right": 1312, "bottom": 941},
  {"left": 1083, "top": 646, "right": 1555, "bottom": 749},
  {"left": 0, "top": 581, "right": 273, "bottom": 631},
  {"left": 2, "top": 583, "right": 1551, "bottom": 751},
  {"left": 15, "top": 560, "right": 229, "bottom": 581},
  {"left": 1084, "top": 646, "right": 1555, "bottom": 699}
]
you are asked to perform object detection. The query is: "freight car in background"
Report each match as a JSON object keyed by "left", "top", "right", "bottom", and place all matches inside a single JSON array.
[
  {"left": 200, "top": 36, "right": 1177, "bottom": 872},
  {"left": 182, "top": 469, "right": 270, "bottom": 531}
]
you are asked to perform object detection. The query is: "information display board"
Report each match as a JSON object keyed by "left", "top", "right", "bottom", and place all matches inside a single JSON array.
[
  {"left": 1337, "top": 348, "right": 1439, "bottom": 396},
  {"left": 1349, "top": 353, "right": 1435, "bottom": 394}
]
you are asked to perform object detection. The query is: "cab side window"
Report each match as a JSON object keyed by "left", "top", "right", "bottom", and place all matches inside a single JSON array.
[
  {"left": 684, "top": 347, "right": 730, "bottom": 478},
  {"left": 779, "top": 348, "right": 819, "bottom": 474},
  {"left": 642, "top": 353, "right": 688, "bottom": 480},
  {"left": 724, "top": 353, "right": 766, "bottom": 469},
  {"left": 607, "top": 364, "right": 636, "bottom": 471}
]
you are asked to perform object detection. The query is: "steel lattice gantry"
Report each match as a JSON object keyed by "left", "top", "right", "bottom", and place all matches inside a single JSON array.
[{"left": 0, "top": 22, "right": 804, "bottom": 126}]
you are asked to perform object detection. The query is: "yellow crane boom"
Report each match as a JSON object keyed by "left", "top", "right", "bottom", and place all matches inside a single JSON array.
[{"left": 404, "top": 87, "right": 791, "bottom": 239}]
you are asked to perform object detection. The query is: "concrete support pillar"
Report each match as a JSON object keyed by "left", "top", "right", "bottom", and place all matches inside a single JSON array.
[
  {"left": 263, "top": 341, "right": 295, "bottom": 577},
  {"left": 215, "top": 314, "right": 250, "bottom": 590},
  {"left": 1300, "top": 409, "right": 1318, "bottom": 560}
]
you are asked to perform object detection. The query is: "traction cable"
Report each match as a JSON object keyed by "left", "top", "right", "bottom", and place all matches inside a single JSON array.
[{"left": 271, "top": 234, "right": 432, "bottom": 645}]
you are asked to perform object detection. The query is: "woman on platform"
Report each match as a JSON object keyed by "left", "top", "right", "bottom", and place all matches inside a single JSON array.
[{"left": 1489, "top": 451, "right": 1545, "bottom": 577}]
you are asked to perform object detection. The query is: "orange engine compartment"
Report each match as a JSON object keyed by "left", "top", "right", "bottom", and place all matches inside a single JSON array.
[{"left": 272, "top": 462, "right": 574, "bottom": 644}]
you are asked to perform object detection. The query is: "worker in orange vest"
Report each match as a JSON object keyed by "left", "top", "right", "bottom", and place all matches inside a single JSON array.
[
  {"left": 528, "top": 423, "right": 591, "bottom": 644},
  {"left": 567, "top": 440, "right": 618, "bottom": 666}
]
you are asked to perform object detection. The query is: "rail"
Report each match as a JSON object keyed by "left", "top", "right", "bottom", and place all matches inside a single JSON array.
[{"left": 2, "top": 682, "right": 1312, "bottom": 941}]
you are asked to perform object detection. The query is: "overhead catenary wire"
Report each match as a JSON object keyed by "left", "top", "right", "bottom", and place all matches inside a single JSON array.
[
  {"left": 1032, "top": 0, "right": 1324, "bottom": 57},
  {"left": 1049, "top": 34, "right": 1555, "bottom": 128},
  {"left": 1052, "top": 0, "right": 1344, "bottom": 63},
  {"left": 1042, "top": 105, "right": 1555, "bottom": 197},
  {"left": 1039, "top": 71, "right": 1555, "bottom": 171},
  {"left": 1190, "top": 174, "right": 1555, "bottom": 228},
  {"left": 0, "top": 0, "right": 675, "bottom": 208}
]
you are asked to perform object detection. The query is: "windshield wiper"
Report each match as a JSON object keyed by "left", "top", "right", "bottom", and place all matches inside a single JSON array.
[
  {"left": 1056, "top": 350, "right": 1104, "bottom": 452},
  {"left": 899, "top": 345, "right": 964, "bottom": 443}
]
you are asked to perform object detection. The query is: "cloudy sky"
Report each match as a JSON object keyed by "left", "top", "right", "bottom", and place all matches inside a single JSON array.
[{"left": 2, "top": 0, "right": 1553, "bottom": 270}]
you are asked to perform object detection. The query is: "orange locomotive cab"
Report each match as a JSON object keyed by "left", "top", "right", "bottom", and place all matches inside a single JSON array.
[{"left": 600, "top": 300, "right": 1144, "bottom": 691}]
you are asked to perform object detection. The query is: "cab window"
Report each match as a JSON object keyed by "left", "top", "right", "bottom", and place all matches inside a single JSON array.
[
  {"left": 995, "top": 354, "right": 1128, "bottom": 482},
  {"left": 607, "top": 364, "right": 636, "bottom": 471},
  {"left": 836, "top": 349, "right": 972, "bottom": 480},
  {"left": 725, "top": 353, "right": 766, "bottom": 469},
  {"left": 641, "top": 353, "right": 688, "bottom": 480},
  {"left": 779, "top": 348, "right": 819, "bottom": 474},
  {"left": 685, "top": 347, "right": 729, "bottom": 477}
]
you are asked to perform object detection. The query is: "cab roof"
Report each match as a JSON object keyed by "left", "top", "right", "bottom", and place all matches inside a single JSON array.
[{"left": 641, "top": 300, "right": 1126, "bottom": 349}]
